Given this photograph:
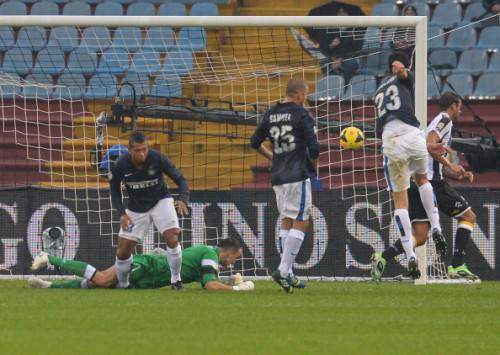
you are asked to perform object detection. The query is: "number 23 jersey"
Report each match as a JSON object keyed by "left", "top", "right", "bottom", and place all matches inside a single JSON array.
[{"left": 251, "top": 102, "right": 319, "bottom": 186}]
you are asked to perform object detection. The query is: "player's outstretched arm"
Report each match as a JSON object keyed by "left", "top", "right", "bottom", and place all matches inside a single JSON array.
[
  {"left": 204, "top": 280, "right": 255, "bottom": 291},
  {"left": 427, "top": 131, "right": 465, "bottom": 178}
]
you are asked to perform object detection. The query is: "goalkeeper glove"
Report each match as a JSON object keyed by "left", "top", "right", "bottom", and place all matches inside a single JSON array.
[
  {"left": 232, "top": 281, "right": 255, "bottom": 291},
  {"left": 231, "top": 273, "right": 243, "bottom": 286}
]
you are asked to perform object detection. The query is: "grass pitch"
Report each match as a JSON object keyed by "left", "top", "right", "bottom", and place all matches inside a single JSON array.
[{"left": 1, "top": 280, "right": 499, "bottom": 355}]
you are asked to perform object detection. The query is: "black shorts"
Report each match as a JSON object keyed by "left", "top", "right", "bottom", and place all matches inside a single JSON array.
[{"left": 408, "top": 180, "right": 471, "bottom": 223}]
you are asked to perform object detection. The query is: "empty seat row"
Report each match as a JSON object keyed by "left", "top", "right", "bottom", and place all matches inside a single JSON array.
[
  {"left": 428, "top": 73, "right": 500, "bottom": 98},
  {"left": 308, "top": 74, "right": 377, "bottom": 100},
  {"left": 0, "top": 26, "right": 207, "bottom": 52},
  {"left": 429, "top": 49, "right": 500, "bottom": 76}
]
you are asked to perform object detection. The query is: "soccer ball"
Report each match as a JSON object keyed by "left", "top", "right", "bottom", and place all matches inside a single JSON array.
[{"left": 339, "top": 127, "right": 364, "bottom": 150}]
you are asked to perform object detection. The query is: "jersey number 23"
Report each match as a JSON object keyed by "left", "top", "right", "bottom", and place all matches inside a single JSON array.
[{"left": 374, "top": 84, "right": 401, "bottom": 118}]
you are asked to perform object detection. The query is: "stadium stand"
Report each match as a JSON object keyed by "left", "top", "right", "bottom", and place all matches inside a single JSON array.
[
  {"left": 162, "top": 50, "right": 194, "bottom": 76},
  {"left": 32, "top": 47, "right": 66, "bottom": 75},
  {"left": 443, "top": 73, "right": 474, "bottom": 97},
  {"left": 371, "top": 4, "right": 398, "bottom": 16},
  {"left": 429, "top": 48, "right": 457, "bottom": 76},
  {"left": 31, "top": 1, "right": 60, "bottom": 16},
  {"left": 345, "top": 74, "right": 377, "bottom": 98},
  {"left": 158, "top": 2, "right": 187, "bottom": 16},
  {"left": 0, "top": 27, "right": 15, "bottom": 51},
  {"left": 95, "top": 2, "right": 125, "bottom": 16},
  {"left": 486, "top": 51, "right": 500, "bottom": 73},
  {"left": 308, "top": 75, "right": 345, "bottom": 101},
  {"left": 150, "top": 74, "right": 183, "bottom": 98},
  {"left": 126, "top": 2, "right": 155, "bottom": 16},
  {"left": 47, "top": 27, "right": 79, "bottom": 52},
  {"left": 17, "top": 26, "right": 47, "bottom": 51},
  {"left": 78, "top": 27, "right": 111, "bottom": 53},
  {"left": 190, "top": 2, "right": 219, "bottom": 16},
  {"left": 84, "top": 73, "right": 118, "bottom": 99},
  {"left": 67, "top": 51, "right": 97, "bottom": 75},
  {"left": 474, "top": 73, "right": 500, "bottom": 97},
  {"left": 453, "top": 49, "right": 488, "bottom": 76},
  {"left": 143, "top": 27, "right": 176, "bottom": 51},
  {"left": 428, "top": 27, "right": 444, "bottom": 51},
  {"left": 122, "top": 71, "right": 151, "bottom": 97},
  {"left": 427, "top": 73, "right": 441, "bottom": 99},
  {"left": 97, "top": 48, "right": 129, "bottom": 74},
  {"left": 477, "top": 27, "right": 500, "bottom": 50},
  {"left": 112, "top": 27, "right": 143, "bottom": 52},
  {"left": 445, "top": 26, "right": 477, "bottom": 51},
  {"left": 130, "top": 51, "right": 162, "bottom": 75},
  {"left": 176, "top": 27, "right": 207, "bottom": 51},
  {"left": 62, "top": 1, "right": 91, "bottom": 16},
  {"left": 23, "top": 73, "right": 54, "bottom": 99},
  {"left": 2, "top": 47, "right": 33, "bottom": 75},
  {"left": 52, "top": 72, "right": 86, "bottom": 99},
  {"left": 430, "top": 3, "right": 462, "bottom": 28},
  {"left": 0, "top": 1, "right": 26, "bottom": 15},
  {"left": 0, "top": 73, "right": 22, "bottom": 97}
]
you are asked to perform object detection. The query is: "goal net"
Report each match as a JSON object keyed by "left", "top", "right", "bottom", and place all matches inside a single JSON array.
[{"left": 0, "top": 15, "right": 454, "bottom": 283}]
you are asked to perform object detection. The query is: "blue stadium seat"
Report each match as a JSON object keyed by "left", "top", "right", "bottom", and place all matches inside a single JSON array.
[
  {"left": 52, "top": 72, "right": 86, "bottom": 100},
  {"left": 158, "top": 2, "right": 186, "bottom": 16},
  {"left": 361, "top": 28, "right": 381, "bottom": 52},
  {"left": 308, "top": 75, "right": 345, "bottom": 101},
  {"left": 361, "top": 52, "right": 390, "bottom": 76},
  {"left": 62, "top": 1, "right": 91, "bottom": 16},
  {"left": 474, "top": 73, "right": 500, "bottom": 98},
  {"left": 121, "top": 72, "right": 151, "bottom": 97},
  {"left": 407, "top": 3, "right": 429, "bottom": 17},
  {"left": 112, "top": 27, "right": 142, "bottom": 52},
  {"left": 23, "top": 73, "right": 53, "bottom": 99},
  {"left": 428, "top": 27, "right": 444, "bottom": 51},
  {"left": 371, "top": 4, "right": 399, "bottom": 16},
  {"left": 345, "top": 75, "right": 377, "bottom": 98},
  {"left": 477, "top": 27, "right": 500, "bottom": 50},
  {"left": 486, "top": 51, "right": 500, "bottom": 73},
  {"left": 78, "top": 27, "right": 111, "bottom": 53},
  {"left": 0, "top": 27, "right": 15, "bottom": 52},
  {"left": 176, "top": 27, "right": 206, "bottom": 51},
  {"left": 0, "top": 73, "right": 21, "bottom": 98},
  {"left": 17, "top": 26, "right": 46, "bottom": 51},
  {"left": 431, "top": 3, "right": 461, "bottom": 28},
  {"left": 461, "top": 3, "right": 486, "bottom": 25},
  {"left": 2, "top": 47, "right": 33, "bottom": 75},
  {"left": 67, "top": 51, "right": 97, "bottom": 75},
  {"left": 129, "top": 51, "right": 161, "bottom": 75},
  {"left": 43, "top": 0, "right": 71, "bottom": 3},
  {"left": 47, "top": 26, "right": 79, "bottom": 52},
  {"left": 150, "top": 74, "right": 182, "bottom": 97},
  {"left": 95, "top": 1, "right": 124, "bottom": 16},
  {"left": 427, "top": 73, "right": 441, "bottom": 99},
  {"left": 32, "top": 47, "right": 65, "bottom": 75},
  {"left": 453, "top": 49, "right": 487, "bottom": 76},
  {"left": 31, "top": 1, "right": 59, "bottom": 15},
  {"left": 127, "top": 2, "right": 155, "bottom": 16},
  {"left": 97, "top": 48, "right": 129, "bottom": 74},
  {"left": 163, "top": 50, "right": 193, "bottom": 76},
  {"left": 0, "top": 1, "right": 26, "bottom": 15},
  {"left": 190, "top": 2, "right": 219, "bottom": 16},
  {"left": 143, "top": 27, "right": 175, "bottom": 52},
  {"left": 443, "top": 73, "right": 474, "bottom": 97},
  {"left": 84, "top": 73, "right": 118, "bottom": 99},
  {"left": 429, "top": 49, "right": 457, "bottom": 75},
  {"left": 446, "top": 27, "right": 476, "bottom": 51},
  {"left": 102, "top": 0, "right": 135, "bottom": 4}
]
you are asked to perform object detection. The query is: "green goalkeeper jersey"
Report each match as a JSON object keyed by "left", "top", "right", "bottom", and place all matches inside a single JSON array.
[{"left": 129, "top": 245, "right": 220, "bottom": 289}]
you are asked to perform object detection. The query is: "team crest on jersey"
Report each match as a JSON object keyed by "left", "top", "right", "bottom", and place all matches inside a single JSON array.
[
  {"left": 436, "top": 122, "right": 445, "bottom": 131},
  {"left": 147, "top": 166, "right": 156, "bottom": 176}
]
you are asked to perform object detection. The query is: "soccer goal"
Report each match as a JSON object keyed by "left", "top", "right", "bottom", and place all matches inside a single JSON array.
[{"left": 0, "top": 14, "right": 458, "bottom": 284}]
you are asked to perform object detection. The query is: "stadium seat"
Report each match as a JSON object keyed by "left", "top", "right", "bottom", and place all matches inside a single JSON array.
[
  {"left": 32, "top": 47, "right": 66, "bottom": 75},
  {"left": 102, "top": 0, "right": 135, "bottom": 4},
  {"left": 162, "top": 50, "right": 194, "bottom": 76},
  {"left": 95, "top": 2, "right": 124, "bottom": 16},
  {"left": 0, "top": 1, "right": 26, "bottom": 15},
  {"left": 427, "top": 73, "right": 441, "bottom": 99},
  {"left": 477, "top": 27, "right": 500, "bottom": 50},
  {"left": 445, "top": 26, "right": 476, "bottom": 51},
  {"left": 67, "top": 51, "right": 97, "bottom": 75},
  {"left": 453, "top": 49, "right": 487, "bottom": 76},
  {"left": 407, "top": 3, "right": 429, "bottom": 17},
  {"left": 121, "top": 72, "right": 151, "bottom": 97},
  {"left": 78, "top": 27, "right": 111, "bottom": 53},
  {"left": 442, "top": 73, "right": 474, "bottom": 97},
  {"left": 84, "top": 73, "right": 118, "bottom": 99},
  {"left": 143, "top": 27, "right": 175, "bottom": 52},
  {"left": 371, "top": 4, "right": 399, "bottom": 16},
  {"left": 361, "top": 27, "right": 381, "bottom": 52},
  {"left": 486, "top": 51, "right": 500, "bottom": 73},
  {"left": 52, "top": 72, "right": 86, "bottom": 100},
  {"left": 23, "top": 73, "right": 54, "bottom": 99},
  {"left": 112, "top": 27, "right": 142, "bottom": 52},
  {"left": 127, "top": 2, "right": 155, "bottom": 16},
  {"left": 428, "top": 27, "right": 444, "bottom": 51},
  {"left": 429, "top": 49, "right": 457, "bottom": 75},
  {"left": 474, "top": 73, "right": 500, "bottom": 97},
  {"left": 362, "top": 52, "right": 390, "bottom": 76},
  {"left": 461, "top": 3, "right": 486, "bottom": 25},
  {"left": 47, "top": 26, "right": 79, "bottom": 52},
  {"left": 150, "top": 74, "right": 183, "bottom": 97},
  {"left": 97, "top": 48, "right": 129, "bottom": 74},
  {"left": 158, "top": 2, "right": 186, "bottom": 16},
  {"left": 0, "top": 27, "right": 15, "bottom": 52},
  {"left": 129, "top": 51, "right": 161, "bottom": 75},
  {"left": 308, "top": 75, "right": 345, "bottom": 101},
  {"left": 345, "top": 75, "right": 377, "bottom": 98},
  {"left": 31, "top": 1, "right": 59, "bottom": 15},
  {"left": 17, "top": 26, "right": 47, "bottom": 51},
  {"left": 176, "top": 27, "right": 206, "bottom": 51},
  {"left": 0, "top": 73, "right": 21, "bottom": 98},
  {"left": 190, "top": 2, "right": 219, "bottom": 16},
  {"left": 2, "top": 47, "right": 33, "bottom": 75},
  {"left": 62, "top": 1, "right": 91, "bottom": 16},
  {"left": 430, "top": 3, "right": 461, "bottom": 28}
]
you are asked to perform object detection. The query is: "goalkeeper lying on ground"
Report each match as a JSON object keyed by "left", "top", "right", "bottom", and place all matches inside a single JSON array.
[{"left": 29, "top": 238, "right": 255, "bottom": 291}]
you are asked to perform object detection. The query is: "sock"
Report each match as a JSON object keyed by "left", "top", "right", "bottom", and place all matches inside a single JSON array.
[
  {"left": 50, "top": 279, "right": 84, "bottom": 289},
  {"left": 418, "top": 182, "right": 441, "bottom": 232},
  {"left": 382, "top": 239, "right": 404, "bottom": 261},
  {"left": 278, "top": 229, "right": 304, "bottom": 277},
  {"left": 166, "top": 245, "right": 182, "bottom": 283},
  {"left": 278, "top": 229, "right": 294, "bottom": 275},
  {"left": 48, "top": 255, "right": 96, "bottom": 280},
  {"left": 451, "top": 221, "right": 473, "bottom": 267},
  {"left": 393, "top": 209, "right": 415, "bottom": 259},
  {"left": 115, "top": 255, "right": 132, "bottom": 288}
]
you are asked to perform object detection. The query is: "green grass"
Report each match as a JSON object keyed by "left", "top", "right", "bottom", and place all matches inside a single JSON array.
[{"left": 1, "top": 281, "right": 499, "bottom": 355}]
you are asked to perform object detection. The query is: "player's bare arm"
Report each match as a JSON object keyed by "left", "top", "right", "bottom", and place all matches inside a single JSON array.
[{"left": 427, "top": 131, "right": 465, "bottom": 178}]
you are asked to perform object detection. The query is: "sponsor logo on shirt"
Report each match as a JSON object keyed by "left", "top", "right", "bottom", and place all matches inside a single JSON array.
[
  {"left": 125, "top": 178, "right": 159, "bottom": 190},
  {"left": 147, "top": 166, "right": 156, "bottom": 176}
]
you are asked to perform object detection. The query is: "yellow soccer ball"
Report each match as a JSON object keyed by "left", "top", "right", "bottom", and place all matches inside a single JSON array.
[{"left": 340, "top": 126, "right": 365, "bottom": 150}]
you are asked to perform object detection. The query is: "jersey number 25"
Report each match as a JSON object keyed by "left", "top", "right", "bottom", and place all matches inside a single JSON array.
[
  {"left": 269, "top": 125, "right": 296, "bottom": 154},
  {"left": 374, "top": 84, "right": 401, "bottom": 118}
]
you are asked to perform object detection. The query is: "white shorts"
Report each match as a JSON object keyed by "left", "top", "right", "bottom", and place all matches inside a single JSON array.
[
  {"left": 119, "top": 198, "right": 179, "bottom": 243},
  {"left": 382, "top": 127, "right": 428, "bottom": 193},
  {"left": 273, "top": 179, "right": 312, "bottom": 221}
]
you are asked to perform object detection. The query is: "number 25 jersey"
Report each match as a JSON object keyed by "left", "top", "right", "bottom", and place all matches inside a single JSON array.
[{"left": 251, "top": 102, "right": 319, "bottom": 186}]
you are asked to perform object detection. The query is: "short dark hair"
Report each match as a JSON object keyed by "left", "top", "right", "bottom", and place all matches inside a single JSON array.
[
  {"left": 128, "top": 131, "right": 146, "bottom": 147},
  {"left": 439, "top": 92, "right": 461, "bottom": 111},
  {"left": 217, "top": 238, "right": 241, "bottom": 253},
  {"left": 388, "top": 51, "right": 410, "bottom": 72},
  {"left": 286, "top": 79, "right": 308, "bottom": 97}
]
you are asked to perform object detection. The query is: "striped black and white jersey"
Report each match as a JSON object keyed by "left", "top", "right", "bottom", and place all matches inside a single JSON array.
[{"left": 426, "top": 112, "right": 453, "bottom": 181}]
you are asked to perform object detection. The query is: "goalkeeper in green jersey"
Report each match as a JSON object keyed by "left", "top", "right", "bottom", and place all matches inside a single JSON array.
[{"left": 29, "top": 238, "right": 255, "bottom": 292}]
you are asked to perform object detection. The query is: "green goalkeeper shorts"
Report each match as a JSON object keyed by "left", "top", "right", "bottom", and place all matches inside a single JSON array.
[{"left": 129, "top": 254, "right": 171, "bottom": 289}]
